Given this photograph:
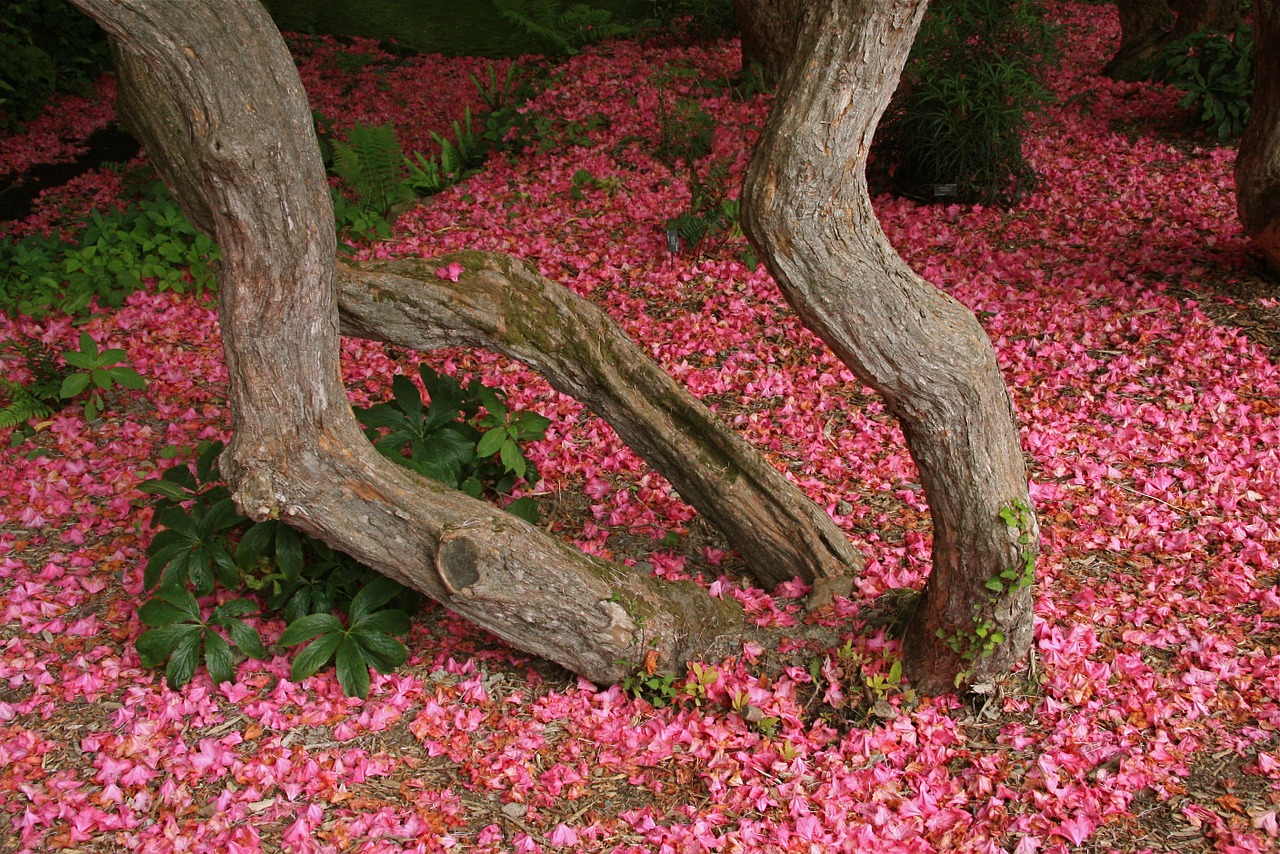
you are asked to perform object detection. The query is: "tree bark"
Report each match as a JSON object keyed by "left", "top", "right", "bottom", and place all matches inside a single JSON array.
[
  {"left": 1237, "top": 0, "right": 1280, "bottom": 275},
  {"left": 335, "top": 254, "right": 864, "bottom": 589},
  {"left": 731, "top": 0, "right": 804, "bottom": 84},
  {"left": 103, "top": 22, "right": 862, "bottom": 593},
  {"left": 71, "top": 0, "right": 751, "bottom": 684},
  {"left": 1105, "top": 0, "right": 1243, "bottom": 81},
  {"left": 741, "top": 0, "right": 1038, "bottom": 694},
  {"left": 1105, "top": 0, "right": 1176, "bottom": 80}
]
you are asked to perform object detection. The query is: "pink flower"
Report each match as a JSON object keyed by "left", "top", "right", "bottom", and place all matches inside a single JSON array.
[{"left": 435, "top": 261, "right": 465, "bottom": 282}]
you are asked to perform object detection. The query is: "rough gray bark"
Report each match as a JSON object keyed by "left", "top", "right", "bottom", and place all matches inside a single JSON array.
[
  {"left": 71, "top": 0, "right": 750, "bottom": 684},
  {"left": 103, "top": 18, "right": 862, "bottom": 593},
  {"left": 336, "top": 254, "right": 864, "bottom": 589},
  {"left": 741, "top": 0, "right": 1038, "bottom": 694},
  {"left": 1237, "top": 0, "right": 1280, "bottom": 275},
  {"left": 731, "top": 0, "right": 803, "bottom": 83}
]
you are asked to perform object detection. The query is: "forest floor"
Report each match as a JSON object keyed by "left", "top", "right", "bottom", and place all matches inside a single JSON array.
[{"left": 0, "top": 2, "right": 1278, "bottom": 852}]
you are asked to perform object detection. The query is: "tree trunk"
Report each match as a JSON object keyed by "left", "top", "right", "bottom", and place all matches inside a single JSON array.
[
  {"left": 335, "top": 255, "right": 864, "bottom": 590},
  {"left": 1105, "top": 0, "right": 1175, "bottom": 80},
  {"left": 103, "top": 23, "right": 863, "bottom": 593},
  {"left": 731, "top": 0, "right": 803, "bottom": 84},
  {"left": 1171, "top": 0, "right": 1242, "bottom": 39},
  {"left": 741, "top": 0, "right": 1038, "bottom": 694},
  {"left": 1104, "top": 0, "right": 1243, "bottom": 81},
  {"left": 71, "top": 0, "right": 752, "bottom": 685},
  {"left": 1237, "top": 0, "right": 1280, "bottom": 275}
]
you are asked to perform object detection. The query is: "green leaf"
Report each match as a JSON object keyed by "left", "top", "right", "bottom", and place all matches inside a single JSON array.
[
  {"left": 984, "top": 578, "right": 1005, "bottom": 592},
  {"left": 353, "top": 630, "right": 408, "bottom": 672},
  {"left": 59, "top": 372, "right": 90, "bottom": 398},
  {"left": 139, "top": 590, "right": 199, "bottom": 626},
  {"left": 136, "top": 623, "right": 200, "bottom": 667},
  {"left": 202, "top": 628, "right": 234, "bottom": 685},
  {"left": 335, "top": 637, "right": 372, "bottom": 698},
  {"left": 279, "top": 612, "right": 344, "bottom": 646},
  {"left": 223, "top": 618, "right": 268, "bottom": 660},
  {"left": 499, "top": 440, "right": 527, "bottom": 479},
  {"left": 201, "top": 497, "right": 247, "bottom": 534},
  {"left": 349, "top": 576, "right": 401, "bottom": 623},
  {"left": 390, "top": 374, "right": 423, "bottom": 421},
  {"left": 353, "top": 607, "right": 411, "bottom": 638},
  {"left": 290, "top": 630, "right": 343, "bottom": 681},
  {"left": 106, "top": 367, "right": 146, "bottom": 390},
  {"left": 475, "top": 427, "right": 506, "bottom": 458},
  {"left": 138, "top": 478, "right": 194, "bottom": 502},
  {"left": 165, "top": 629, "right": 203, "bottom": 689},
  {"left": 274, "top": 524, "right": 305, "bottom": 579},
  {"left": 504, "top": 496, "right": 540, "bottom": 524},
  {"left": 234, "top": 520, "right": 277, "bottom": 569}
]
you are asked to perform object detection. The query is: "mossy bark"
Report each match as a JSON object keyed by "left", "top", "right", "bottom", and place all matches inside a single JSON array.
[{"left": 72, "top": 0, "right": 756, "bottom": 684}]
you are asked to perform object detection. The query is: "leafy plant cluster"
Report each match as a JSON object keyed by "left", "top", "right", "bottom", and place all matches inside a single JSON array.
[
  {"left": 1, "top": 326, "right": 147, "bottom": 428},
  {"left": 321, "top": 61, "right": 561, "bottom": 250},
  {"left": 622, "top": 660, "right": 720, "bottom": 710},
  {"left": 642, "top": 0, "right": 738, "bottom": 43},
  {"left": 806, "top": 639, "right": 916, "bottom": 724},
  {"left": 0, "top": 182, "right": 220, "bottom": 319},
  {"left": 876, "top": 0, "right": 1058, "bottom": 205},
  {"left": 653, "top": 92, "right": 752, "bottom": 265},
  {"left": 491, "top": 0, "right": 631, "bottom": 56},
  {"left": 136, "top": 366, "right": 550, "bottom": 697},
  {"left": 0, "top": 0, "right": 109, "bottom": 132},
  {"left": 936, "top": 498, "right": 1037, "bottom": 683},
  {"left": 1154, "top": 25, "right": 1253, "bottom": 141}
]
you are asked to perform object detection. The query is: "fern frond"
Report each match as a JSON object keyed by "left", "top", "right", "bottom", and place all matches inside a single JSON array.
[
  {"left": 330, "top": 122, "right": 413, "bottom": 213},
  {"left": 0, "top": 378, "right": 53, "bottom": 429}
]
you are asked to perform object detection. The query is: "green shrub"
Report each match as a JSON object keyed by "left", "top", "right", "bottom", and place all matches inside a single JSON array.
[
  {"left": 0, "top": 183, "right": 220, "bottom": 318},
  {"left": 136, "top": 368, "right": 550, "bottom": 697},
  {"left": 643, "top": 0, "right": 738, "bottom": 43},
  {"left": 0, "top": 0, "right": 109, "bottom": 132},
  {"left": 491, "top": 0, "right": 631, "bottom": 56},
  {"left": 876, "top": 0, "right": 1057, "bottom": 205},
  {"left": 1154, "top": 26, "right": 1253, "bottom": 142}
]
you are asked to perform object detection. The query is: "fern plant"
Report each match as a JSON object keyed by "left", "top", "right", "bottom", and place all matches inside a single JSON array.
[
  {"left": 492, "top": 0, "right": 630, "bottom": 55},
  {"left": 330, "top": 122, "right": 415, "bottom": 215},
  {"left": 0, "top": 333, "right": 68, "bottom": 428}
]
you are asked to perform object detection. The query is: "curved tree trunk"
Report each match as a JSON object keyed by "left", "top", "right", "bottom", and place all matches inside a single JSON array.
[
  {"left": 103, "top": 19, "right": 863, "bottom": 593},
  {"left": 741, "top": 0, "right": 1038, "bottom": 694},
  {"left": 71, "top": 0, "right": 754, "bottom": 685},
  {"left": 335, "top": 255, "right": 864, "bottom": 590},
  {"left": 1237, "top": 0, "right": 1280, "bottom": 275}
]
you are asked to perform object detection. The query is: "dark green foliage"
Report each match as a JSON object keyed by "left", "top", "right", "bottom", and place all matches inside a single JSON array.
[
  {"left": 654, "top": 96, "right": 749, "bottom": 262},
  {"left": 136, "top": 590, "right": 267, "bottom": 690},
  {"left": 877, "top": 0, "right": 1057, "bottom": 205},
  {"left": 1154, "top": 27, "right": 1253, "bottom": 142},
  {"left": 0, "top": 183, "right": 220, "bottom": 319},
  {"left": 135, "top": 370, "right": 550, "bottom": 696},
  {"left": 0, "top": 333, "right": 67, "bottom": 428},
  {"left": 643, "top": 0, "right": 737, "bottom": 43},
  {"left": 353, "top": 364, "right": 549, "bottom": 522},
  {"left": 0, "top": 0, "right": 109, "bottom": 132},
  {"left": 58, "top": 330, "right": 147, "bottom": 421},
  {"left": 330, "top": 122, "right": 416, "bottom": 215},
  {"left": 279, "top": 577, "right": 411, "bottom": 699},
  {"left": 491, "top": 0, "right": 632, "bottom": 55}
]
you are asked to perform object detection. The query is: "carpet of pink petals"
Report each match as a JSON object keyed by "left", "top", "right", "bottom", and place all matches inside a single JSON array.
[{"left": 1, "top": 3, "right": 1278, "bottom": 851}]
